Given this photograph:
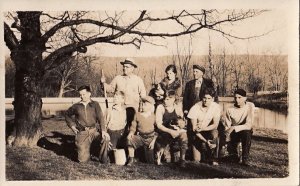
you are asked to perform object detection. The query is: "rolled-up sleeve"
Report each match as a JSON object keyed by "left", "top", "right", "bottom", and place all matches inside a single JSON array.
[
  {"left": 129, "top": 114, "right": 138, "bottom": 134},
  {"left": 138, "top": 77, "right": 146, "bottom": 98},
  {"left": 234, "top": 103, "right": 255, "bottom": 132},
  {"left": 224, "top": 109, "right": 232, "bottom": 131}
]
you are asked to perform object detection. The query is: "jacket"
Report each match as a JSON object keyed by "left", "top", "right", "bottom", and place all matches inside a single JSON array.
[{"left": 183, "top": 78, "right": 216, "bottom": 112}]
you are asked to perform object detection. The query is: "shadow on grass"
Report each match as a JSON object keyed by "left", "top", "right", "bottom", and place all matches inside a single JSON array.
[
  {"left": 162, "top": 161, "right": 249, "bottom": 179},
  {"left": 252, "top": 136, "right": 287, "bottom": 144},
  {"left": 37, "top": 131, "right": 103, "bottom": 162},
  {"left": 37, "top": 132, "right": 77, "bottom": 161}
]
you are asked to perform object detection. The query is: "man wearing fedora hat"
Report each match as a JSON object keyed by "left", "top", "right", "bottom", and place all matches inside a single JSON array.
[
  {"left": 101, "top": 58, "right": 146, "bottom": 140},
  {"left": 101, "top": 58, "right": 146, "bottom": 110}
]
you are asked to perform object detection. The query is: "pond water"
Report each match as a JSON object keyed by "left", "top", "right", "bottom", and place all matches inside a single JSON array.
[
  {"left": 5, "top": 100, "right": 288, "bottom": 133},
  {"left": 220, "top": 102, "right": 288, "bottom": 133}
]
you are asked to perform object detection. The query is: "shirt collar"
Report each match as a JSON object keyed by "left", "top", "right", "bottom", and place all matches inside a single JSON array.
[
  {"left": 112, "top": 104, "right": 124, "bottom": 111},
  {"left": 80, "top": 100, "right": 92, "bottom": 106}
]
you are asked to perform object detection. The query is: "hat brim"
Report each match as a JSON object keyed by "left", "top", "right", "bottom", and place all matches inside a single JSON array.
[{"left": 120, "top": 61, "right": 137, "bottom": 68}]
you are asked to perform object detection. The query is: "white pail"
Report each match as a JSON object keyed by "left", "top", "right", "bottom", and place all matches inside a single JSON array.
[{"left": 113, "top": 149, "right": 126, "bottom": 165}]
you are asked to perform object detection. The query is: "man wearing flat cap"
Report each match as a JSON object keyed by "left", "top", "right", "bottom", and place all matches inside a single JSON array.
[
  {"left": 182, "top": 65, "right": 216, "bottom": 160},
  {"left": 223, "top": 88, "right": 255, "bottom": 166},
  {"left": 183, "top": 65, "right": 216, "bottom": 115},
  {"left": 101, "top": 58, "right": 146, "bottom": 136}
]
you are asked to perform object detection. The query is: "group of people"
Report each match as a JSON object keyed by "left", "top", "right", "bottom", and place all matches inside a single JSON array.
[{"left": 65, "top": 58, "right": 255, "bottom": 168}]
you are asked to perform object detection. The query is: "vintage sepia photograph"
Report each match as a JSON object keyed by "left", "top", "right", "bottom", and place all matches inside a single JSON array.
[{"left": 1, "top": 0, "right": 299, "bottom": 186}]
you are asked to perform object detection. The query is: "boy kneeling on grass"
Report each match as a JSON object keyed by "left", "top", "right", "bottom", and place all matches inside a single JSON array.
[
  {"left": 224, "top": 89, "right": 255, "bottom": 166},
  {"left": 155, "top": 90, "right": 188, "bottom": 168},
  {"left": 99, "top": 91, "right": 127, "bottom": 164},
  {"left": 126, "top": 96, "right": 158, "bottom": 166},
  {"left": 187, "top": 88, "right": 221, "bottom": 166}
]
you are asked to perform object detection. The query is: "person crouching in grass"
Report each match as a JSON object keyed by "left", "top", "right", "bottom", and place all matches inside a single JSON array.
[
  {"left": 187, "top": 88, "right": 221, "bottom": 165},
  {"left": 99, "top": 91, "right": 127, "bottom": 164},
  {"left": 155, "top": 90, "right": 188, "bottom": 168},
  {"left": 224, "top": 89, "right": 255, "bottom": 166},
  {"left": 126, "top": 96, "right": 158, "bottom": 166}
]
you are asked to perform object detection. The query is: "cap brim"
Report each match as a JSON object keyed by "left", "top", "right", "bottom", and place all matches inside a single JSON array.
[{"left": 120, "top": 61, "right": 137, "bottom": 68}]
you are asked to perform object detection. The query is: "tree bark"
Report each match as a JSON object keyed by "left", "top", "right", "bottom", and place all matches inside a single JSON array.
[{"left": 12, "top": 12, "right": 44, "bottom": 147}]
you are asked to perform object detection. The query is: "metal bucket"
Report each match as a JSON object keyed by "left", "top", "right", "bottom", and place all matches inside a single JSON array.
[{"left": 113, "top": 149, "right": 126, "bottom": 165}]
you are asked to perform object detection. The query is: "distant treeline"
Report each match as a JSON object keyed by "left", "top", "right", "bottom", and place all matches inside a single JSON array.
[
  {"left": 5, "top": 54, "right": 288, "bottom": 98},
  {"left": 248, "top": 92, "right": 288, "bottom": 114}
]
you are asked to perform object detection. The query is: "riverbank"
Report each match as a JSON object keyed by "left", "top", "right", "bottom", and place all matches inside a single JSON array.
[
  {"left": 247, "top": 92, "right": 288, "bottom": 114},
  {"left": 5, "top": 117, "right": 288, "bottom": 180}
]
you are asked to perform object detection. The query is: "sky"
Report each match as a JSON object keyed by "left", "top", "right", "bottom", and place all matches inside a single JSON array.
[
  {"left": 3, "top": 9, "right": 289, "bottom": 57},
  {"left": 85, "top": 9, "right": 289, "bottom": 57}
]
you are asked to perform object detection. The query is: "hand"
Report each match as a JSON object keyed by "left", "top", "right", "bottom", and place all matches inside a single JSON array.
[
  {"left": 100, "top": 76, "right": 106, "bottom": 83},
  {"left": 148, "top": 140, "right": 155, "bottom": 150},
  {"left": 177, "top": 119, "right": 186, "bottom": 129},
  {"left": 71, "top": 126, "right": 79, "bottom": 135},
  {"left": 183, "top": 110, "right": 189, "bottom": 118},
  {"left": 195, "top": 126, "right": 202, "bottom": 133},
  {"left": 207, "top": 140, "right": 217, "bottom": 149},
  {"left": 102, "top": 131, "right": 110, "bottom": 141},
  {"left": 225, "top": 126, "right": 235, "bottom": 142},
  {"left": 169, "top": 130, "right": 180, "bottom": 139},
  {"left": 127, "top": 133, "right": 134, "bottom": 140}
]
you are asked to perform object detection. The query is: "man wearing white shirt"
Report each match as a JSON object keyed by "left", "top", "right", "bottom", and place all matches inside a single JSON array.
[
  {"left": 187, "top": 88, "right": 221, "bottom": 165},
  {"left": 101, "top": 58, "right": 146, "bottom": 136},
  {"left": 224, "top": 88, "right": 255, "bottom": 166}
]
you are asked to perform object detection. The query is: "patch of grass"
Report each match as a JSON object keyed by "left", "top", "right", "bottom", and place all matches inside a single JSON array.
[{"left": 6, "top": 117, "right": 289, "bottom": 180}]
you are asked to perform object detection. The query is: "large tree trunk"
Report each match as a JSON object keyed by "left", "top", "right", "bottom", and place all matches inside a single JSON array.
[{"left": 12, "top": 12, "right": 45, "bottom": 147}]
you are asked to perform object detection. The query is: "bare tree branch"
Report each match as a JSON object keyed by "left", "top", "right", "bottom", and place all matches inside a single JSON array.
[{"left": 4, "top": 22, "right": 19, "bottom": 51}]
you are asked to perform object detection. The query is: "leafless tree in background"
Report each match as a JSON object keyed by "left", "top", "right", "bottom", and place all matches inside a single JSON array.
[
  {"left": 4, "top": 10, "right": 267, "bottom": 146},
  {"left": 173, "top": 37, "right": 193, "bottom": 95}
]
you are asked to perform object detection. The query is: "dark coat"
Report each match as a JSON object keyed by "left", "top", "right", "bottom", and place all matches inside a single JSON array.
[{"left": 183, "top": 78, "right": 216, "bottom": 112}]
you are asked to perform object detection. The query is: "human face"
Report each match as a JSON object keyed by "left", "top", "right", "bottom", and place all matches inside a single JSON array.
[
  {"left": 113, "top": 93, "right": 125, "bottom": 105},
  {"left": 202, "top": 94, "right": 213, "bottom": 107},
  {"left": 164, "top": 96, "right": 175, "bottom": 107},
  {"left": 166, "top": 70, "right": 176, "bottom": 81},
  {"left": 234, "top": 94, "right": 247, "bottom": 107},
  {"left": 123, "top": 64, "right": 134, "bottom": 76},
  {"left": 141, "top": 101, "right": 153, "bottom": 112},
  {"left": 193, "top": 69, "right": 204, "bottom": 80},
  {"left": 79, "top": 89, "right": 91, "bottom": 103}
]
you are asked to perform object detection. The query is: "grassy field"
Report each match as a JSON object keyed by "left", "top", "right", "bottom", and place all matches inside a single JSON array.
[{"left": 6, "top": 117, "right": 288, "bottom": 180}]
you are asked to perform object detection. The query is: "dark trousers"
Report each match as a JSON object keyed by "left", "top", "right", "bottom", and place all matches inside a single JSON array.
[
  {"left": 125, "top": 107, "right": 136, "bottom": 132},
  {"left": 227, "top": 130, "right": 252, "bottom": 161},
  {"left": 193, "top": 129, "right": 219, "bottom": 162},
  {"left": 99, "top": 129, "right": 126, "bottom": 164}
]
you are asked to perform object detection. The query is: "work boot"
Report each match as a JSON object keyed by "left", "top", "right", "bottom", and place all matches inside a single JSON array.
[
  {"left": 126, "top": 157, "right": 135, "bottom": 166},
  {"left": 241, "top": 158, "right": 250, "bottom": 166}
]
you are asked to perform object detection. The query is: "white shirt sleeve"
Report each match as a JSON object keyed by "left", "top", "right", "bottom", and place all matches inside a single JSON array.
[
  {"left": 138, "top": 77, "right": 147, "bottom": 98},
  {"left": 234, "top": 102, "right": 255, "bottom": 132},
  {"left": 187, "top": 104, "right": 199, "bottom": 120},
  {"left": 106, "top": 76, "right": 118, "bottom": 93}
]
